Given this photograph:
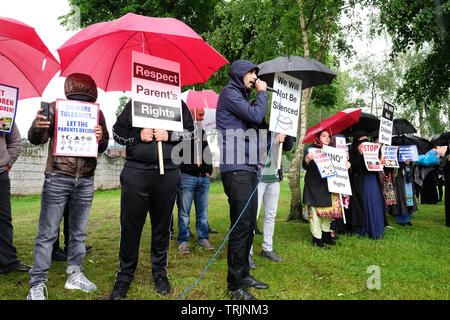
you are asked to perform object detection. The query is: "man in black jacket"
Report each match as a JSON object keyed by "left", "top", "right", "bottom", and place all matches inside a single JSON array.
[{"left": 110, "top": 100, "right": 194, "bottom": 299}]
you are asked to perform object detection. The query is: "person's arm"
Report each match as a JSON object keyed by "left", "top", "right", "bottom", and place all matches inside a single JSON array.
[
  {"left": 96, "top": 110, "right": 109, "bottom": 154},
  {"left": 221, "top": 86, "right": 268, "bottom": 124},
  {"left": 28, "top": 102, "right": 54, "bottom": 145},
  {"left": 5, "top": 124, "right": 22, "bottom": 170},
  {"left": 112, "top": 101, "right": 142, "bottom": 146}
]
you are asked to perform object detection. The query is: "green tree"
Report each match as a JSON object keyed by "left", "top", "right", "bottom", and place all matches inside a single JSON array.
[
  {"left": 60, "top": 0, "right": 221, "bottom": 36},
  {"left": 371, "top": 0, "right": 450, "bottom": 117}
]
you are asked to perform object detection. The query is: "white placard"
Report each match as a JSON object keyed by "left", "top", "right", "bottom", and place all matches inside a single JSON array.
[
  {"left": 54, "top": 99, "right": 99, "bottom": 158},
  {"left": 361, "top": 142, "right": 383, "bottom": 171},
  {"left": 384, "top": 145, "right": 399, "bottom": 168},
  {"left": 0, "top": 83, "right": 19, "bottom": 134},
  {"left": 131, "top": 51, "right": 183, "bottom": 132},
  {"left": 323, "top": 146, "right": 352, "bottom": 195},
  {"left": 378, "top": 101, "right": 395, "bottom": 145},
  {"left": 269, "top": 72, "right": 301, "bottom": 137},
  {"left": 309, "top": 147, "right": 337, "bottom": 178}
]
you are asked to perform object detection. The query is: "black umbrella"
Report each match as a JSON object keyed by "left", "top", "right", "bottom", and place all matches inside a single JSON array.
[
  {"left": 392, "top": 118, "right": 417, "bottom": 136},
  {"left": 391, "top": 135, "right": 434, "bottom": 155},
  {"left": 431, "top": 132, "right": 450, "bottom": 147},
  {"left": 257, "top": 56, "right": 337, "bottom": 90},
  {"left": 340, "top": 112, "right": 380, "bottom": 137}
]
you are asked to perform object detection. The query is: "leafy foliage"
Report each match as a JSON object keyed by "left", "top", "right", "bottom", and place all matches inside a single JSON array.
[{"left": 372, "top": 0, "right": 450, "bottom": 110}]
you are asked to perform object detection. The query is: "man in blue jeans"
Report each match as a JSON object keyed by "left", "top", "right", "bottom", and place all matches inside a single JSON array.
[
  {"left": 177, "top": 107, "right": 214, "bottom": 254},
  {"left": 26, "top": 74, "right": 109, "bottom": 300}
]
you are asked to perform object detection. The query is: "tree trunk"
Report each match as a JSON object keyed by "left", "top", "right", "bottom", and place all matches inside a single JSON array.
[
  {"left": 287, "top": 1, "right": 330, "bottom": 220},
  {"left": 418, "top": 103, "right": 425, "bottom": 136},
  {"left": 287, "top": 88, "right": 312, "bottom": 220}
]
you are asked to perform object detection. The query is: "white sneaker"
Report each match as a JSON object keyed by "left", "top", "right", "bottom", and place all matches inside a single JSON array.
[
  {"left": 27, "top": 283, "right": 47, "bottom": 300},
  {"left": 65, "top": 270, "right": 97, "bottom": 292}
]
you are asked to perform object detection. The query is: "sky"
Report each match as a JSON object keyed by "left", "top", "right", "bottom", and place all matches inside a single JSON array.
[
  {"left": 2, "top": 0, "right": 391, "bottom": 140},
  {"left": 1, "top": 0, "right": 123, "bottom": 140}
]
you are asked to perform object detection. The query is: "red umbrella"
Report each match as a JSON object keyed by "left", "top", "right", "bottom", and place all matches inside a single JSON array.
[
  {"left": 0, "top": 17, "right": 60, "bottom": 100},
  {"left": 302, "top": 108, "right": 362, "bottom": 144},
  {"left": 57, "top": 13, "right": 229, "bottom": 91}
]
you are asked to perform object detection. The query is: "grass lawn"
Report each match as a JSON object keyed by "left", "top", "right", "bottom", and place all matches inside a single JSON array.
[{"left": 1, "top": 180, "right": 449, "bottom": 300}]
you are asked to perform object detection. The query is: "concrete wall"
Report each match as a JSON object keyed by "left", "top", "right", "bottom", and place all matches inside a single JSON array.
[{"left": 9, "top": 141, "right": 125, "bottom": 195}]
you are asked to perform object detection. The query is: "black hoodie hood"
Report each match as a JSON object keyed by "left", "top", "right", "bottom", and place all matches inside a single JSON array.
[{"left": 228, "top": 59, "right": 259, "bottom": 95}]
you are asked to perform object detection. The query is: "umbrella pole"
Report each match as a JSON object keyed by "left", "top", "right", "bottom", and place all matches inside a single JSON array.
[{"left": 158, "top": 141, "right": 164, "bottom": 175}]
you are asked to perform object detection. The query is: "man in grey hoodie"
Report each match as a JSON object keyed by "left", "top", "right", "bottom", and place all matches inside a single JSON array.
[
  {"left": 216, "top": 59, "right": 269, "bottom": 300},
  {"left": 0, "top": 124, "right": 31, "bottom": 274}
]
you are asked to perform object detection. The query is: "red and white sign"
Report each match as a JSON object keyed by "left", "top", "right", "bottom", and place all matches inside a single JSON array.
[
  {"left": 0, "top": 83, "right": 19, "bottom": 134},
  {"left": 131, "top": 51, "right": 183, "bottom": 131},
  {"left": 361, "top": 142, "right": 383, "bottom": 171}
]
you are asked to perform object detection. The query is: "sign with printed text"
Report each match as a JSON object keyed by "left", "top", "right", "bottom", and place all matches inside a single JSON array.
[
  {"left": 384, "top": 145, "right": 399, "bottom": 168},
  {"left": 334, "top": 135, "right": 349, "bottom": 159},
  {"left": 323, "top": 146, "right": 352, "bottom": 195},
  {"left": 361, "top": 142, "right": 383, "bottom": 171},
  {"left": 269, "top": 72, "right": 302, "bottom": 138},
  {"left": 308, "top": 147, "right": 337, "bottom": 178},
  {"left": 398, "top": 145, "right": 419, "bottom": 162},
  {"left": 54, "top": 99, "right": 99, "bottom": 157},
  {"left": 131, "top": 51, "right": 183, "bottom": 131},
  {"left": 378, "top": 101, "right": 395, "bottom": 145},
  {"left": 0, "top": 83, "right": 19, "bottom": 134}
]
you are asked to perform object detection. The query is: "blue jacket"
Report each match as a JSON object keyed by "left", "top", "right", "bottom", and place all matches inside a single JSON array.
[{"left": 216, "top": 60, "right": 268, "bottom": 174}]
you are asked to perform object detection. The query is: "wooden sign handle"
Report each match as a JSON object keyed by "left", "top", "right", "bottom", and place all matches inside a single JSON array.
[
  {"left": 158, "top": 141, "right": 164, "bottom": 175},
  {"left": 277, "top": 142, "right": 283, "bottom": 170}
]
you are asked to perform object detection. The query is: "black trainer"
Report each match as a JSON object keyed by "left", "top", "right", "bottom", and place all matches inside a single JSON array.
[
  {"left": 110, "top": 281, "right": 130, "bottom": 300},
  {"left": 243, "top": 275, "right": 269, "bottom": 289},
  {"left": 155, "top": 275, "right": 171, "bottom": 295},
  {"left": 228, "top": 288, "right": 257, "bottom": 300},
  {"left": 52, "top": 247, "right": 67, "bottom": 261}
]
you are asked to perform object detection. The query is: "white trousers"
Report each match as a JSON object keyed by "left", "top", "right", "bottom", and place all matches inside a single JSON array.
[
  {"left": 308, "top": 206, "right": 332, "bottom": 239},
  {"left": 250, "top": 181, "right": 280, "bottom": 255}
]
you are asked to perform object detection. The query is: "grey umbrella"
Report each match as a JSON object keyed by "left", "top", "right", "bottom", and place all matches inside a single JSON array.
[{"left": 257, "top": 55, "right": 337, "bottom": 89}]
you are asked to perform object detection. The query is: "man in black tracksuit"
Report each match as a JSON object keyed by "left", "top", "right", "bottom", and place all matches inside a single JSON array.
[
  {"left": 216, "top": 59, "right": 270, "bottom": 300},
  {"left": 109, "top": 100, "right": 194, "bottom": 299}
]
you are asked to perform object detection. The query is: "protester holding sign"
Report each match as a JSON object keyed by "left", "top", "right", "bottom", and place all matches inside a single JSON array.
[
  {"left": 348, "top": 132, "right": 385, "bottom": 240},
  {"left": 26, "top": 73, "right": 109, "bottom": 300},
  {"left": 248, "top": 119, "right": 295, "bottom": 268},
  {"left": 110, "top": 98, "right": 194, "bottom": 299},
  {"left": 303, "top": 130, "right": 342, "bottom": 249},
  {"left": 391, "top": 160, "right": 418, "bottom": 226}
]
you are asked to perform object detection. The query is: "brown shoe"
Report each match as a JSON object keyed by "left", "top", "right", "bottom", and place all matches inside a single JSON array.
[
  {"left": 199, "top": 239, "right": 214, "bottom": 251},
  {"left": 178, "top": 242, "right": 189, "bottom": 254}
]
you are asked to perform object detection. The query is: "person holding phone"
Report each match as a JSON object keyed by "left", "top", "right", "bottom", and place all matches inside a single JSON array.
[{"left": 26, "top": 73, "right": 109, "bottom": 300}]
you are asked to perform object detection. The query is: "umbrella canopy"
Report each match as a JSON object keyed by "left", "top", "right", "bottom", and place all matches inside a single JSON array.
[
  {"left": 391, "top": 135, "right": 434, "bottom": 155},
  {"left": 0, "top": 17, "right": 60, "bottom": 100},
  {"left": 431, "top": 132, "right": 450, "bottom": 147},
  {"left": 182, "top": 89, "right": 218, "bottom": 110},
  {"left": 392, "top": 118, "right": 417, "bottom": 136},
  {"left": 341, "top": 112, "right": 380, "bottom": 137},
  {"left": 303, "top": 108, "right": 362, "bottom": 144},
  {"left": 257, "top": 56, "right": 337, "bottom": 90},
  {"left": 57, "top": 13, "right": 229, "bottom": 91}
]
